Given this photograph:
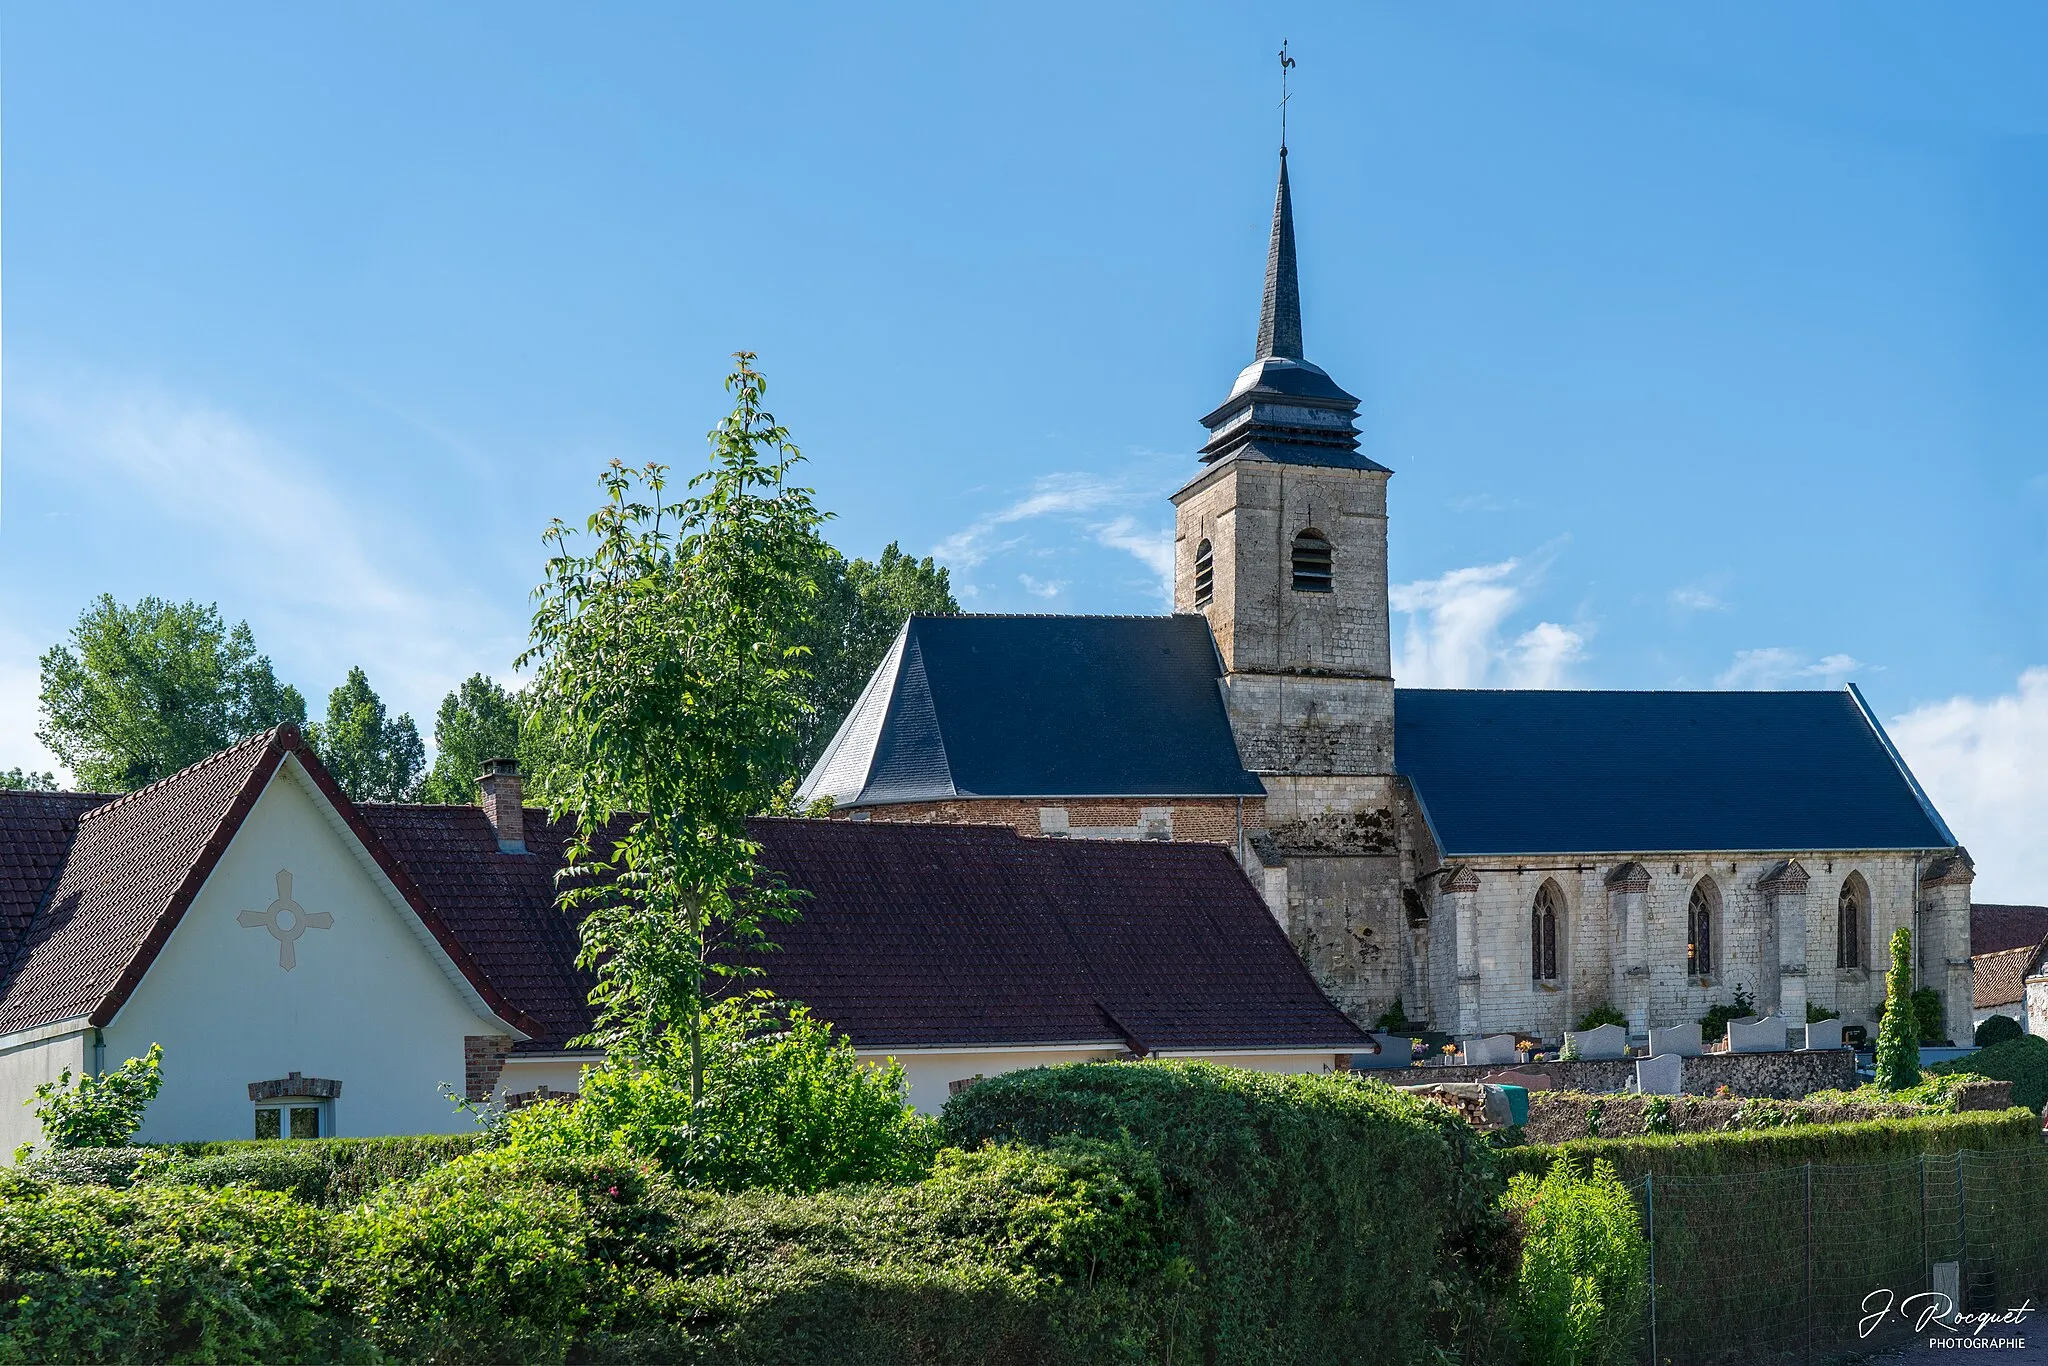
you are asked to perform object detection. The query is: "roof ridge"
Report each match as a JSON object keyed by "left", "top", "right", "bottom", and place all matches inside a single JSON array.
[
  {"left": 73, "top": 725, "right": 291, "bottom": 824},
  {"left": 1394, "top": 686, "right": 1856, "bottom": 697},
  {"left": 909, "top": 611, "right": 1185, "bottom": 622}
]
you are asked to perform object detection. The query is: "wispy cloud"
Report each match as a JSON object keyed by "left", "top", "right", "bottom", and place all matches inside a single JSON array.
[
  {"left": 1389, "top": 549, "right": 1587, "bottom": 688},
  {"left": 0, "top": 625, "right": 63, "bottom": 780},
  {"left": 1715, "top": 648, "right": 1862, "bottom": 689},
  {"left": 1669, "top": 584, "right": 1729, "bottom": 612},
  {"left": 5, "top": 378, "right": 521, "bottom": 738},
  {"left": 1889, "top": 669, "right": 2048, "bottom": 901},
  {"left": 934, "top": 469, "right": 1176, "bottom": 607},
  {"left": 1018, "top": 573, "right": 1064, "bottom": 599}
]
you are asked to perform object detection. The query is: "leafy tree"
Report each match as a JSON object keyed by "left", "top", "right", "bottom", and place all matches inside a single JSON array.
[
  {"left": 308, "top": 667, "right": 425, "bottom": 803},
  {"left": 0, "top": 767, "right": 57, "bottom": 791},
  {"left": 521, "top": 353, "right": 827, "bottom": 1100},
  {"left": 17, "top": 1043, "right": 165, "bottom": 1160},
  {"left": 795, "top": 543, "right": 957, "bottom": 772},
  {"left": 37, "top": 596, "right": 305, "bottom": 790},
  {"left": 1875, "top": 926, "right": 1922, "bottom": 1092},
  {"left": 419, "top": 674, "right": 528, "bottom": 804}
]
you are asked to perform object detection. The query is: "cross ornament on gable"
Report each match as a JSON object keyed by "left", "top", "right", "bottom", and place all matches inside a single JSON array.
[{"left": 238, "top": 869, "right": 333, "bottom": 970}]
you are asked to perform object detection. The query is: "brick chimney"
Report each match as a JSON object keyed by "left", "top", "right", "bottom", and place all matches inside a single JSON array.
[{"left": 477, "top": 758, "right": 526, "bottom": 853}]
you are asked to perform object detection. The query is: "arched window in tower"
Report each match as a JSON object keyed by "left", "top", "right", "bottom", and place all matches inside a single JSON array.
[
  {"left": 1837, "top": 873, "right": 1867, "bottom": 970},
  {"left": 1531, "top": 881, "right": 1562, "bottom": 982},
  {"left": 1193, "top": 539, "right": 1214, "bottom": 607},
  {"left": 1291, "top": 528, "right": 1333, "bottom": 593},
  {"left": 1687, "top": 878, "right": 1719, "bottom": 979}
]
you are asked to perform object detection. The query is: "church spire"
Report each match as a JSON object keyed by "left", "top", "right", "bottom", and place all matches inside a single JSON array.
[{"left": 1255, "top": 153, "right": 1304, "bottom": 362}]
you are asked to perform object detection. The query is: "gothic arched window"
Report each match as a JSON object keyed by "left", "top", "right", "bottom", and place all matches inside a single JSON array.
[
  {"left": 1194, "top": 539, "right": 1214, "bottom": 607},
  {"left": 1838, "top": 873, "right": 1867, "bottom": 969},
  {"left": 1687, "top": 878, "right": 1718, "bottom": 979},
  {"left": 1291, "top": 528, "right": 1333, "bottom": 593},
  {"left": 1531, "top": 881, "right": 1562, "bottom": 982}
]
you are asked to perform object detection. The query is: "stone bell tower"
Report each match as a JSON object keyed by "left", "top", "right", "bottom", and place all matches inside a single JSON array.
[{"left": 1170, "top": 149, "right": 1402, "bottom": 1024}]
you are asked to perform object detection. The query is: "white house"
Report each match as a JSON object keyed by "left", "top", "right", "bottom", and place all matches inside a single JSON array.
[{"left": 0, "top": 726, "right": 1366, "bottom": 1150}]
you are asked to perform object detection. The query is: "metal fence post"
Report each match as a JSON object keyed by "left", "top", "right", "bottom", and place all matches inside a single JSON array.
[
  {"left": 1919, "top": 1154, "right": 1929, "bottom": 1290},
  {"left": 1804, "top": 1162, "right": 1814, "bottom": 1366},
  {"left": 1956, "top": 1148, "right": 1969, "bottom": 1306},
  {"left": 1646, "top": 1172, "right": 1658, "bottom": 1366}
]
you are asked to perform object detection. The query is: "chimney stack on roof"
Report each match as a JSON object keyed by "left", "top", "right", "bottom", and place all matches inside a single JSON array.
[{"left": 477, "top": 758, "right": 526, "bottom": 854}]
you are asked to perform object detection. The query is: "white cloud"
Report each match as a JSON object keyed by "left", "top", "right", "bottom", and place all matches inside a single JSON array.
[
  {"left": 1389, "top": 552, "right": 1585, "bottom": 688},
  {"left": 1017, "top": 573, "right": 1063, "bottom": 599},
  {"left": 5, "top": 378, "right": 519, "bottom": 747},
  {"left": 1669, "top": 585, "right": 1727, "bottom": 612},
  {"left": 933, "top": 470, "right": 1175, "bottom": 607},
  {"left": 0, "top": 626, "right": 65, "bottom": 781},
  {"left": 1093, "top": 516, "right": 1173, "bottom": 600},
  {"left": 1889, "top": 669, "right": 2048, "bottom": 902},
  {"left": 1716, "top": 648, "right": 1863, "bottom": 689},
  {"left": 932, "top": 474, "right": 1121, "bottom": 569}
]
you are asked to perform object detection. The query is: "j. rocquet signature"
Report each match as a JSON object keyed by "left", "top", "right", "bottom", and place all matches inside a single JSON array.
[{"left": 1860, "top": 1288, "right": 2037, "bottom": 1339}]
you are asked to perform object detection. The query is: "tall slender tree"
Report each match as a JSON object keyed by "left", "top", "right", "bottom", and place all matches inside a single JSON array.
[
  {"left": 419, "top": 674, "right": 529, "bottom": 804},
  {"left": 308, "top": 667, "right": 425, "bottom": 803},
  {"left": 521, "top": 353, "right": 827, "bottom": 1100},
  {"left": 38, "top": 596, "right": 304, "bottom": 791}
]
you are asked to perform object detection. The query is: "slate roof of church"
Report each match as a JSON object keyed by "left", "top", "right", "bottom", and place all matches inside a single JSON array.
[
  {"left": 1395, "top": 685, "right": 1956, "bottom": 858},
  {"left": 0, "top": 734, "right": 1353, "bottom": 1055},
  {"left": 798, "top": 614, "right": 1266, "bottom": 808}
]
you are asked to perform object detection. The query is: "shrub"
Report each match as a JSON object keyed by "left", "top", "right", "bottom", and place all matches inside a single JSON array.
[
  {"left": 1875, "top": 928, "right": 1921, "bottom": 1090},
  {"left": 1698, "top": 988, "right": 1756, "bottom": 1045},
  {"left": 1911, "top": 987, "right": 1947, "bottom": 1044},
  {"left": 942, "top": 1059, "right": 1516, "bottom": 1364},
  {"left": 1503, "top": 1159, "right": 1647, "bottom": 1366},
  {"left": 1975, "top": 1014, "right": 2025, "bottom": 1048},
  {"left": 15, "top": 1043, "right": 164, "bottom": 1160},
  {"left": 1574, "top": 1005, "right": 1627, "bottom": 1032},
  {"left": 1806, "top": 1003, "right": 1840, "bottom": 1024},
  {"left": 500, "top": 996, "right": 938, "bottom": 1193},
  {"left": 22, "top": 1133, "right": 484, "bottom": 1205},
  {"left": 0, "top": 1175, "right": 362, "bottom": 1362},
  {"left": 1931, "top": 1035, "right": 2048, "bottom": 1114}
]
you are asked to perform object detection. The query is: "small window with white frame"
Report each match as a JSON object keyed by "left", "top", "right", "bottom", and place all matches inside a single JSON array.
[{"left": 247, "top": 1072, "right": 341, "bottom": 1140}]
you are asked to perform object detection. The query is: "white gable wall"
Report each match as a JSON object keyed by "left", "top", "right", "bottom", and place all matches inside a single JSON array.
[
  {"left": 103, "top": 759, "right": 513, "bottom": 1143},
  {"left": 0, "top": 1026, "right": 90, "bottom": 1157}
]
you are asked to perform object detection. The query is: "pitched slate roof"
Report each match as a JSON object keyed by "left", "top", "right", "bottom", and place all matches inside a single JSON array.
[
  {"left": 799, "top": 614, "right": 1266, "bottom": 808},
  {"left": 1395, "top": 685, "right": 1956, "bottom": 858},
  {"left": 1972, "top": 904, "right": 2048, "bottom": 957},
  {"left": 0, "top": 728, "right": 543, "bottom": 1040},
  {"left": 741, "top": 818, "right": 1367, "bottom": 1053}
]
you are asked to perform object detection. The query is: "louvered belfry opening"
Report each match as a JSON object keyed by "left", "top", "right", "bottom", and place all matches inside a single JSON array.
[
  {"left": 1193, "top": 539, "right": 1214, "bottom": 606},
  {"left": 1291, "top": 529, "right": 1332, "bottom": 593}
]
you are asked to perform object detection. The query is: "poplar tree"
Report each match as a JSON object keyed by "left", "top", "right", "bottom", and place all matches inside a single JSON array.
[{"left": 1875, "top": 926, "right": 1921, "bottom": 1092}]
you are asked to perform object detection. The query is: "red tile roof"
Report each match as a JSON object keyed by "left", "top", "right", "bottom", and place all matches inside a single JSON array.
[
  {"left": 1973, "top": 943, "right": 2039, "bottom": 1009},
  {"left": 0, "top": 738, "right": 1363, "bottom": 1056},
  {"left": 1973, "top": 903, "right": 2048, "bottom": 956}
]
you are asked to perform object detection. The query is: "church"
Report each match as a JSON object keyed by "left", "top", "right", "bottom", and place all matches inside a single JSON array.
[{"left": 799, "top": 149, "right": 1976, "bottom": 1048}]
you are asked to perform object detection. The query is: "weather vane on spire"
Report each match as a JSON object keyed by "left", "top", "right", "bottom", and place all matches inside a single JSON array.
[{"left": 1278, "top": 40, "right": 1296, "bottom": 154}]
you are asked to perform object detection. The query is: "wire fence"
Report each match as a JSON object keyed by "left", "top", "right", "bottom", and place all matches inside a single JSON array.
[{"left": 1635, "top": 1146, "right": 2048, "bottom": 1365}]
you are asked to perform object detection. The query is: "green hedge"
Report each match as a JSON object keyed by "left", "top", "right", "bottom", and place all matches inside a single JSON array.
[
  {"left": 1499, "top": 1106, "right": 2040, "bottom": 1182},
  {"left": 1932, "top": 1034, "right": 2048, "bottom": 1113},
  {"left": 23, "top": 1133, "right": 483, "bottom": 1207},
  {"left": 941, "top": 1061, "right": 1516, "bottom": 1364}
]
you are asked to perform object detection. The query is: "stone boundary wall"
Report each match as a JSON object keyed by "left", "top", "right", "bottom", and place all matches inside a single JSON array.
[
  {"left": 1368, "top": 1047, "right": 1859, "bottom": 1099},
  {"left": 1521, "top": 1081, "right": 2015, "bottom": 1143}
]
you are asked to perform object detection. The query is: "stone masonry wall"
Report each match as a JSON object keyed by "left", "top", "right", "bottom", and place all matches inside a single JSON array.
[
  {"left": 834, "top": 796, "right": 1260, "bottom": 847},
  {"left": 1427, "top": 852, "right": 1925, "bottom": 1040},
  {"left": 1374, "top": 1047, "right": 1858, "bottom": 1099}
]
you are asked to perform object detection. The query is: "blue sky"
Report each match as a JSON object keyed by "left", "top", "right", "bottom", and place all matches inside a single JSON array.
[{"left": 4, "top": 5, "right": 2048, "bottom": 892}]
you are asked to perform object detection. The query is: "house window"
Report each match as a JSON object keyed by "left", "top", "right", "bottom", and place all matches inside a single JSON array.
[
  {"left": 1687, "top": 879, "right": 1718, "bottom": 979},
  {"left": 1530, "top": 882, "right": 1562, "bottom": 981},
  {"left": 1837, "top": 874, "right": 1866, "bottom": 969},
  {"left": 254, "top": 1100, "right": 329, "bottom": 1140},
  {"left": 1291, "top": 529, "right": 1333, "bottom": 593},
  {"left": 1193, "top": 539, "right": 1214, "bottom": 606}
]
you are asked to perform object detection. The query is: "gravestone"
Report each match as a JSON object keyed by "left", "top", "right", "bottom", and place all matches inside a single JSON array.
[
  {"left": 1354, "top": 1034, "right": 1416, "bottom": 1069},
  {"left": 1727, "top": 1014, "right": 1791, "bottom": 1054},
  {"left": 1802, "top": 1019, "right": 1845, "bottom": 1051},
  {"left": 1461, "top": 1035, "right": 1520, "bottom": 1066},
  {"left": 1635, "top": 1053, "right": 1683, "bottom": 1095},
  {"left": 1565, "top": 1022, "right": 1627, "bottom": 1060},
  {"left": 1649, "top": 1023, "right": 1703, "bottom": 1057}
]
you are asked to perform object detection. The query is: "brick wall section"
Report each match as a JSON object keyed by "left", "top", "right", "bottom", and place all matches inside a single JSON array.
[
  {"left": 1370, "top": 1047, "right": 1858, "bottom": 1099},
  {"left": 464, "top": 1035, "right": 513, "bottom": 1101},
  {"left": 835, "top": 797, "right": 1261, "bottom": 846}
]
